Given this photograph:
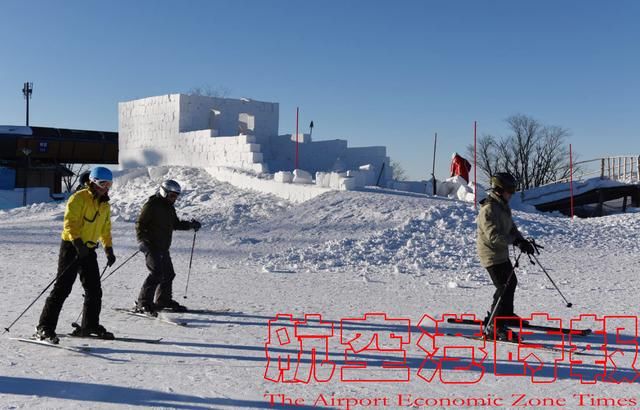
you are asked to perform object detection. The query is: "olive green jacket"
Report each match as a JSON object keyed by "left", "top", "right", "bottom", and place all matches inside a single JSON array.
[{"left": 476, "top": 192, "right": 524, "bottom": 267}]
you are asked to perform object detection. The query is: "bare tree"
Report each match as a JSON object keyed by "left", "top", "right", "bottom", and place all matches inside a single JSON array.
[
  {"left": 468, "top": 114, "right": 573, "bottom": 190},
  {"left": 61, "top": 163, "right": 90, "bottom": 192},
  {"left": 466, "top": 135, "right": 501, "bottom": 183},
  {"left": 188, "top": 85, "right": 231, "bottom": 98},
  {"left": 390, "top": 160, "right": 408, "bottom": 181}
]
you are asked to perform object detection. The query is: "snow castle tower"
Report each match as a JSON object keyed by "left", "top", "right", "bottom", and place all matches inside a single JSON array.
[{"left": 118, "top": 93, "right": 391, "bottom": 183}]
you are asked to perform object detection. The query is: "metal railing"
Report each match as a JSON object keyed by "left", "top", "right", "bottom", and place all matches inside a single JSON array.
[
  {"left": 601, "top": 156, "right": 640, "bottom": 182},
  {"left": 541, "top": 155, "right": 640, "bottom": 186},
  {"left": 520, "top": 156, "right": 639, "bottom": 204}
]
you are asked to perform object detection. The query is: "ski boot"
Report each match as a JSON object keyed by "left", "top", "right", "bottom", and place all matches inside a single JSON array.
[
  {"left": 500, "top": 314, "right": 529, "bottom": 327},
  {"left": 156, "top": 299, "right": 188, "bottom": 313},
  {"left": 134, "top": 301, "right": 158, "bottom": 317},
  {"left": 71, "top": 324, "right": 115, "bottom": 340},
  {"left": 35, "top": 326, "right": 60, "bottom": 344},
  {"left": 485, "top": 324, "right": 520, "bottom": 342}
]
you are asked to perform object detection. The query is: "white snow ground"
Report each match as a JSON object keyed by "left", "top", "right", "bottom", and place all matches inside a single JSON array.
[{"left": 1, "top": 166, "right": 640, "bottom": 409}]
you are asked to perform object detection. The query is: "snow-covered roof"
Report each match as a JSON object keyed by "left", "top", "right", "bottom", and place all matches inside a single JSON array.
[
  {"left": 516, "top": 177, "right": 630, "bottom": 206},
  {"left": 0, "top": 125, "right": 32, "bottom": 136}
]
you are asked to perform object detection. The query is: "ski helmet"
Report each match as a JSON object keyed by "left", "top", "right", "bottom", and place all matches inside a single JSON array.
[
  {"left": 89, "top": 167, "right": 113, "bottom": 183},
  {"left": 160, "top": 179, "right": 181, "bottom": 198},
  {"left": 491, "top": 172, "right": 517, "bottom": 193}
]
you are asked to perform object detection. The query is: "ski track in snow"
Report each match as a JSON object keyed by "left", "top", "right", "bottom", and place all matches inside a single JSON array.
[{"left": 1, "top": 166, "right": 639, "bottom": 409}]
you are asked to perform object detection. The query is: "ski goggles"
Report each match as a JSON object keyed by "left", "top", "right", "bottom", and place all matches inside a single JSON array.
[
  {"left": 166, "top": 191, "right": 179, "bottom": 200},
  {"left": 92, "top": 179, "right": 113, "bottom": 190}
]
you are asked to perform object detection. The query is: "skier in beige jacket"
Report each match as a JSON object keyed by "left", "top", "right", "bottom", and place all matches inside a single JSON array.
[{"left": 477, "top": 172, "right": 536, "bottom": 341}]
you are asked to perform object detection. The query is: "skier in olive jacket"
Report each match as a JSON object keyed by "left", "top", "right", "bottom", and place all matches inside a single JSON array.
[
  {"left": 135, "top": 179, "right": 201, "bottom": 314},
  {"left": 477, "top": 172, "right": 535, "bottom": 340}
]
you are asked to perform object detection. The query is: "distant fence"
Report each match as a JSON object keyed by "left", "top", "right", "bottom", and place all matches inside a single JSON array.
[
  {"left": 546, "top": 155, "right": 640, "bottom": 185},
  {"left": 523, "top": 155, "right": 640, "bottom": 216},
  {"left": 601, "top": 156, "right": 640, "bottom": 182}
]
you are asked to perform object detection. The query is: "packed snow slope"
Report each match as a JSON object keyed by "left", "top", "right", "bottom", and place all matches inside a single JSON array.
[{"left": 1, "top": 166, "right": 639, "bottom": 409}]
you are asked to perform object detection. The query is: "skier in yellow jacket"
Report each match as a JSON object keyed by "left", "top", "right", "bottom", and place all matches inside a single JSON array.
[{"left": 35, "top": 167, "right": 116, "bottom": 343}]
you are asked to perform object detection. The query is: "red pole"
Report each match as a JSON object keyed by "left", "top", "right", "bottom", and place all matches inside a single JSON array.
[
  {"left": 569, "top": 143, "right": 574, "bottom": 220},
  {"left": 474, "top": 121, "right": 477, "bottom": 210},
  {"left": 295, "top": 107, "right": 299, "bottom": 169}
]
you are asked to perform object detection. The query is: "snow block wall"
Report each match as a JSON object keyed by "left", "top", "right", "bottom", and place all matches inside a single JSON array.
[
  {"left": 206, "top": 166, "right": 332, "bottom": 203},
  {"left": 177, "top": 94, "right": 278, "bottom": 143},
  {"left": 118, "top": 93, "right": 392, "bottom": 199},
  {"left": 262, "top": 135, "right": 390, "bottom": 179},
  {"left": 119, "top": 94, "right": 277, "bottom": 173}
]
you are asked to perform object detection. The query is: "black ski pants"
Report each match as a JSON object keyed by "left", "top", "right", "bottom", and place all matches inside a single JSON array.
[
  {"left": 486, "top": 260, "right": 518, "bottom": 323},
  {"left": 137, "top": 249, "right": 176, "bottom": 306},
  {"left": 38, "top": 240, "right": 102, "bottom": 332}
]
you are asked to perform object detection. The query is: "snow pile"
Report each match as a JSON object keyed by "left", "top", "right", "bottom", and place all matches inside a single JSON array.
[
  {"left": 435, "top": 175, "right": 487, "bottom": 203},
  {"left": 0, "top": 166, "right": 291, "bottom": 231},
  {"left": 261, "top": 202, "right": 479, "bottom": 274},
  {"left": 0, "top": 200, "right": 65, "bottom": 221},
  {"left": 258, "top": 190, "right": 640, "bottom": 278},
  {"left": 109, "top": 166, "right": 290, "bottom": 230}
]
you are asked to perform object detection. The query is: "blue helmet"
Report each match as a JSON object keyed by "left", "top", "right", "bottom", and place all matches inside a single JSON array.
[{"left": 89, "top": 166, "right": 113, "bottom": 183}]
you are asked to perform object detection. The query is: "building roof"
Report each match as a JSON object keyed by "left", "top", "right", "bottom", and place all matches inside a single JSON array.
[{"left": 0, "top": 125, "right": 118, "bottom": 164}]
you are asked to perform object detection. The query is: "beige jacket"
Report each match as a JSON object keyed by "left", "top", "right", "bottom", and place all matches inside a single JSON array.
[{"left": 476, "top": 192, "right": 523, "bottom": 267}]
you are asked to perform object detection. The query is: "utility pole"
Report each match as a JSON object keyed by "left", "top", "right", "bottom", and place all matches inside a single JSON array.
[
  {"left": 22, "top": 82, "right": 33, "bottom": 126},
  {"left": 474, "top": 121, "right": 477, "bottom": 210},
  {"left": 294, "top": 107, "right": 299, "bottom": 169},
  {"left": 431, "top": 133, "right": 437, "bottom": 195}
]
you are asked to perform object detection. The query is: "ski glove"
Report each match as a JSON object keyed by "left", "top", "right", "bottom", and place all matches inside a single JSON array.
[
  {"left": 105, "top": 247, "right": 116, "bottom": 267},
  {"left": 516, "top": 239, "right": 536, "bottom": 255},
  {"left": 138, "top": 242, "right": 151, "bottom": 254},
  {"left": 191, "top": 219, "right": 201, "bottom": 232},
  {"left": 73, "top": 238, "right": 91, "bottom": 260}
]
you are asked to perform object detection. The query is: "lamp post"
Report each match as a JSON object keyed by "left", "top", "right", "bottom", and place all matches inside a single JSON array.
[
  {"left": 22, "top": 82, "right": 33, "bottom": 126},
  {"left": 22, "top": 147, "right": 32, "bottom": 206}
]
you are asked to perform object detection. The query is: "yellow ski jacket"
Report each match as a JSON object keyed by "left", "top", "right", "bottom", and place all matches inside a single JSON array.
[{"left": 60, "top": 188, "right": 112, "bottom": 248}]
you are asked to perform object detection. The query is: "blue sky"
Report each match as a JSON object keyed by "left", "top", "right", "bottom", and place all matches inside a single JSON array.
[{"left": 1, "top": 0, "right": 638, "bottom": 179}]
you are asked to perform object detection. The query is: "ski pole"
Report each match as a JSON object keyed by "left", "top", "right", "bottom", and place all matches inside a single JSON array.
[
  {"left": 529, "top": 253, "right": 573, "bottom": 308},
  {"left": 183, "top": 231, "right": 197, "bottom": 299},
  {"left": 72, "top": 264, "right": 110, "bottom": 324},
  {"left": 101, "top": 250, "right": 140, "bottom": 282},
  {"left": 3, "top": 258, "right": 78, "bottom": 334}
]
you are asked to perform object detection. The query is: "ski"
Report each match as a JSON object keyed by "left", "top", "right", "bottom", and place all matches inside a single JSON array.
[
  {"left": 515, "top": 322, "right": 591, "bottom": 336},
  {"left": 10, "top": 337, "right": 128, "bottom": 362},
  {"left": 67, "top": 323, "right": 163, "bottom": 344},
  {"left": 161, "top": 307, "right": 232, "bottom": 314},
  {"left": 444, "top": 333, "right": 590, "bottom": 356},
  {"left": 66, "top": 334, "right": 163, "bottom": 344},
  {"left": 113, "top": 308, "right": 187, "bottom": 327},
  {"left": 11, "top": 337, "right": 90, "bottom": 352},
  {"left": 446, "top": 318, "right": 592, "bottom": 336}
]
